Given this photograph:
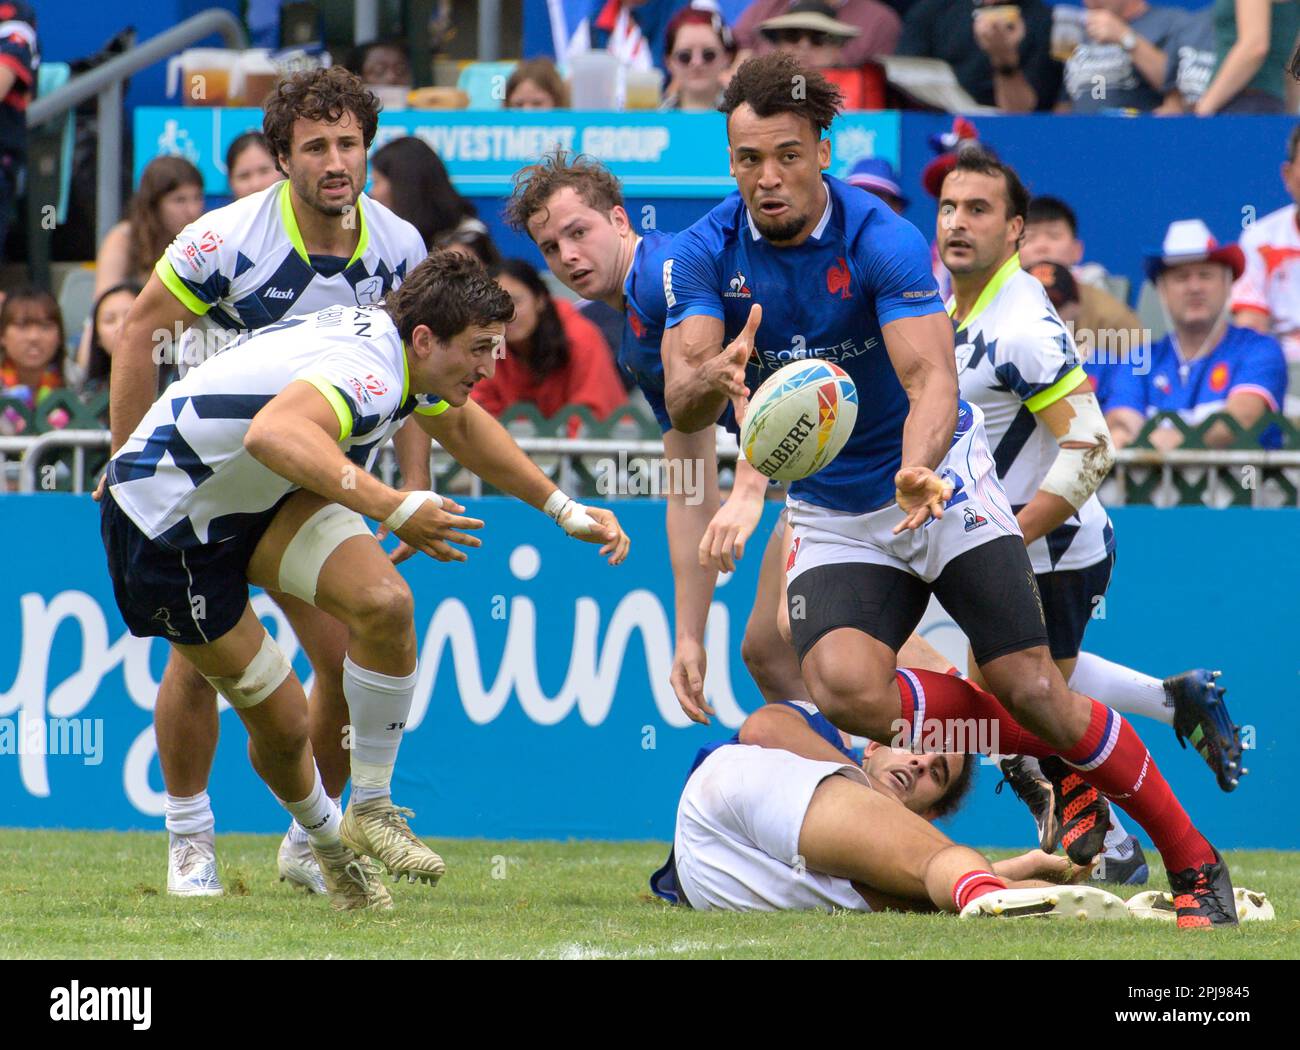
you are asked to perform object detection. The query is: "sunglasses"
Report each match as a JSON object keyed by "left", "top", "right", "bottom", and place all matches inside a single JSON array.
[
  {"left": 672, "top": 47, "right": 721, "bottom": 65},
  {"left": 763, "top": 28, "right": 831, "bottom": 47}
]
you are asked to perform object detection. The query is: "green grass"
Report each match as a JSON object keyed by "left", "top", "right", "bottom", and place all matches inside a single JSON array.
[{"left": 1, "top": 830, "right": 1295, "bottom": 959}]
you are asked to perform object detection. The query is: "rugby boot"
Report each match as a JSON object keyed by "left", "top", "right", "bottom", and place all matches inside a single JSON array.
[
  {"left": 1166, "top": 846, "right": 1238, "bottom": 929},
  {"left": 278, "top": 830, "right": 327, "bottom": 894},
  {"left": 167, "top": 830, "right": 223, "bottom": 897},
  {"left": 1166, "top": 669, "right": 1245, "bottom": 792},
  {"left": 309, "top": 839, "right": 393, "bottom": 912},
  {"left": 1040, "top": 755, "right": 1110, "bottom": 865},
  {"left": 996, "top": 755, "right": 1062, "bottom": 853},
  {"left": 340, "top": 798, "right": 446, "bottom": 885}
]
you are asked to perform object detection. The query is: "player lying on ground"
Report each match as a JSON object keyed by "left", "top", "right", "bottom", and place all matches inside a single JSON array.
[
  {"left": 505, "top": 150, "right": 807, "bottom": 716},
  {"left": 651, "top": 681, "right": 1113, "bottom": 917},
  {"left": 100, "top": 253, "right": 629, "bottom": 910},
  {"left": 660, "top": 52, "right": 1237, "bottom": 926},
  {"left": 103, "top": 68, "right": 435, "bottom": 898}
]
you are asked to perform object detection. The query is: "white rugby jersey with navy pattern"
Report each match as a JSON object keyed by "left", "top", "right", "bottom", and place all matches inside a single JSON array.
[
  {"left": 157, "top": 180, "right": 428, "bottom": 373},
  {"left": 950, "top": 254, "right": 1114, "bottom": 574},
  {"left": 106, "top": 305, "right": 447, "bottom": 549}
]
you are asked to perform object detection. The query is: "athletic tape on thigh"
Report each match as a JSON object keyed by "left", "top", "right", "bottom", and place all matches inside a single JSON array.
[
  {"left": 278, "top": 503, "right": 373, "bottom": 605},
  {"left": 203, "top": 631, "right": 292, "bottom": 709}
]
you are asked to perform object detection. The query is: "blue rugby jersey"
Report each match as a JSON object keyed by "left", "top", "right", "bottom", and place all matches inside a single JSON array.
[{"left": 663, "top": 176, "right": 946, "bottom": 512}]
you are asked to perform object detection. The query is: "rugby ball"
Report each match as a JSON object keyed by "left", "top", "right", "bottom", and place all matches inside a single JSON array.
[{"left": 740, "top": 360, "right": 858, "bottom": 482}]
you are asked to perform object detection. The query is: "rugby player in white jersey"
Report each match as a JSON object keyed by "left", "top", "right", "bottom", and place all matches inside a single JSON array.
[
  {"left": 504, "top": 152, "right": 808, "bottom": 716},
  {"left": 100, "top": 253, "right": 630, "bottom": 910},
  {"left": 936, "top": 146, "right": 1244, "bottom": 875},
  {"left": 102, "top": 68, "right": 434, "bottom": 896}
]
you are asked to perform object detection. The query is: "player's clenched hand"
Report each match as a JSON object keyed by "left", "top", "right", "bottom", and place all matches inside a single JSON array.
[
  {"left": 396, "top": 496, "right": 484, "bottom": 563},
  {"left": 703, "top": 303, "right": 760, "bottom": 401},
  {"left": 699, "top": 491, "right": 764, "bottom": 573},
  {"left": 892, "top": 466, "right": 953, "bottom": 534},
  {"left": 671, "top": 636, "right": 714, "bottom": 725}
]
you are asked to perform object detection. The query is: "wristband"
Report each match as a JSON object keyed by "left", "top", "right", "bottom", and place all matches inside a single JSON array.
[
  {"left": 383, "top": 490, "right": 442, "bottom": 531},
  {"left": 543, "top": 488, "right": 574, "bottom": 522},
  {"left": 544, "top": 488, "right": 597, "bottom": 536}
]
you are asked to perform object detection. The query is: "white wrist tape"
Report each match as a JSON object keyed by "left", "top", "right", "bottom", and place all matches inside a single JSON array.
[
  {"left": 543, "top": 488, "right": 597, "bottom": 536},
  {"left": 383, "top": 490, "right": 442, "bottom": 531},
  {"left": 1039, "top": 393, "right": 1116, "bottom": 510}
]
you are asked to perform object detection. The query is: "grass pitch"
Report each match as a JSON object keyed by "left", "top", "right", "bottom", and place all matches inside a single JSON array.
[{"left": 1, "top": 830, "right": 1295, "bottom": 959}]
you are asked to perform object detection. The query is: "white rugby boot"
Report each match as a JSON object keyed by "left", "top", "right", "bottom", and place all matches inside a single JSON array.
[
  {"left": 167, "top": 830, "right": 224, "bottom": 897},
  {"left": 277, "top": 830, "right": 327, "bottom": 895},
  {"left": 959, "top": 885, "right": 1127, "bottom": 920}
]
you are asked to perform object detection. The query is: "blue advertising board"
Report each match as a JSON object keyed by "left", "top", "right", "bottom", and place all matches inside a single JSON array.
[
  {"left": 1, "top": 496, "right": 1296, "bottom": 852},
  {"left": 133, "top": 106, "right": 900, "bottom": 199}
]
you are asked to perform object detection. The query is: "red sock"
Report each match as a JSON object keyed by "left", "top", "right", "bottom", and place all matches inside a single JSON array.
[
  {"left": 895, "top": 668, "right": 1053, "bottom": 758},
  {"left": 952, "top": 870, "right": 1007, "bottom": 911},
  {"left": 1060, "top": 700, "right": 1214, "bottom": 873}
]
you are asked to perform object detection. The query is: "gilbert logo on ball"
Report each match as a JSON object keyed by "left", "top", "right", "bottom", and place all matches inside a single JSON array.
[{"left": 741, "top": 360, "right": 858, "bottom": 482}]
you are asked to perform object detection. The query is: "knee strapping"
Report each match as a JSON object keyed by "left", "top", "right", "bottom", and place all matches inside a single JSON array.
[{"left": 203, "top": 631, "right": 292, "bottom": 709}]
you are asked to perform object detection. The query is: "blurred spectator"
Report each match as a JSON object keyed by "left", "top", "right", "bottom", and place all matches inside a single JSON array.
[
  {"left": 757, "top": 1, "right": 864, "bottom": 70},
  {"left": 1107, "top": 220, "right": 1287, "bottom": 451},
  {"left": 76, "top": 282, "right": 141, "bottom": 411},
  {"left": 83, "top": 156, "right": 203, "bottom": 364},
  {"left": 1157, "top": 3, "right": 1215, "bottom": 113},
  {"left": 225, "top": 131, "right": 281, "bottom": 199},
  {"left": 1022, "top": 194, "right": 1131, "bottom": 292},
  {"left": 844, "top": 155, "right": 906, "bottom": 214},
  {"left": 1196, "top": 0, "right": 1299, "bottom": 114},
  {"left": 433, "top": 225, "right": 502, "bottom": 268},
  {"left": 0, "top": 1, "right": 36, "bottom": 263},
  {"left": 475, "top": 258, "right": 627, "bottom": 429},
  {"left": 661, "top": 5, "right": 736, "bottom": 110},
  {"left": 899, "top": 0, "right": 1062, "bottom": 112},
  {"left": 566, "top": 0, "right": 682, "bottom": 71},
  {"left": 0, "top": 285, "right": 68, "bottom": 435},
  {"left": 505, "top": 58, "right": 569, "bottom": 109},
  {"left": 1058, "top": 1, "right": 1187, "bottom": 114},
  {"left": 350, "top": 39, "right": 412, "bottom": 88},
  {"left": 738, "top": 0, "right": 900, "bottom": 65},
  {"left": 370, "top": 135, "right": 481, "bottom": 252}
]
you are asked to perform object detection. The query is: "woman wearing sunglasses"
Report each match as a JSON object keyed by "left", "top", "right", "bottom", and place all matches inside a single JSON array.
[{"left": 661, "top": 6, "right": 738, "bottom": 111}]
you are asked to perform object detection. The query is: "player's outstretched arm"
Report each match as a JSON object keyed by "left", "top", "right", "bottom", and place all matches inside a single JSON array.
[
  {"left": 664, "top": 426, "right": 721, "bottom": 723},
  {"left": 663, "top": 312, "right": 750, "bottom": 433},
  {"left": 109, "top": 273, "right": 200, "bottom": 454},
  {"left": 882, "top": 312, "right": 960, "bottom": 531},
  {"left": 245, "top": 382, "right": 484, "bottom": 563},
  {"left": 417, "top": 399, "right": 630, "bottom": 564}
]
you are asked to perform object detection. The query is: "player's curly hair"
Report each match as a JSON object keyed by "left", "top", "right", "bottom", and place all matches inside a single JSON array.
[
  {"left": 262, "top": 67, "right": 381, "bottom": 174},
  {"left": 719, "top": 51, "right": 843, "bottom": 137},
  {"left": 504, "top": 150, "right": 625, "bottom": 235},
  {"left": 384, "top": 250, "right": 514, "bottom": 343},
  {"left": 930, "top": 752, "right": 978, "bottom": 821}
]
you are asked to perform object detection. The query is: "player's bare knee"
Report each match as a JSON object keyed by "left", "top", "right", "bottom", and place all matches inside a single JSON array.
[
  {"left": 348, "top": 576, "right": 414, "bottom": 638},
  {"left": 806, "top": 663, "right": 895, "bottom": 740}
]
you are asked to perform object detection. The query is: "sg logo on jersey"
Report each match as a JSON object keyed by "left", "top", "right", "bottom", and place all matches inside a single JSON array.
[{"left": 354, "top": 276, "right": 385, "bottom": 306}]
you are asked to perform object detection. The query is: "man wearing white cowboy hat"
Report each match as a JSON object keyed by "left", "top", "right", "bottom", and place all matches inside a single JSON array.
[
  {"left": 1106, "top": 219, "right": 1287, "bottom": 452},
  {"left": 740, "top": 0, "right": 901, "bottom": 70}
]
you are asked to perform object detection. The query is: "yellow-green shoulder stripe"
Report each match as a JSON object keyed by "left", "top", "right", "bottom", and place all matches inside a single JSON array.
[
  {"left": 1025, "top": 365, "right": 1087, "bottom": 413},
  {"left": 302, "top": 376, "right": 355, "bottom": 440},
  {"left": 414, "top": 399, "right": 449, "bottom": 416},
  {"left": 154, "top": 258, "right": 211, "bottom": 316}
]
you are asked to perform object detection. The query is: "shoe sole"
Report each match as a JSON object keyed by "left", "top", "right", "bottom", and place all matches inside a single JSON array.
[
  {"left": 963, "top": 886, "right": 1128, "bottom": 920},
  {"left": 339, "top": 829, "right": 446, "bottom": 885},
  {"left": 167, "top": 886, "right": 224, "bottom": 897},
  {"left": 1170, "top": 671, "right": 1244, "bottom": 792},
  {"left": 1129, "top": 888, "right": 1274, "bottom": 922}
]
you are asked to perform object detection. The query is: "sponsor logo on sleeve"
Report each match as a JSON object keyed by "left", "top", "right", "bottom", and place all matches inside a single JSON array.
[{"left": 663, "top": 258, "right": 676, "bottom": 308}]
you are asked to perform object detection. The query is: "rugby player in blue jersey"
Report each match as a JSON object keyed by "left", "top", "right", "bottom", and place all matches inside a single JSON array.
[
  {"left": 660, "top": 52, "right": 1237, "bottom": 926},
  {"left": 505, "top": 152, "right": 807, "bottom": 717}
]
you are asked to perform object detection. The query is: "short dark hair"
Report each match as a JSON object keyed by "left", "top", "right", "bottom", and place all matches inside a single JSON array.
[
  {"left": 1026, "top": 195, "right": 1078, "bottom": 236},
  {"left": 947, "top": 145, "right": 1029, "bottom": 224},
  {"left": 929, "top": 753, "right": 978, "bottom": 821},
  {"left": 0, "top": 285, "right": 66, "bottom": 376},
  {"left": 505, "top": 150, "right": 625, "bottom": 234},
  {"left": 383, "top": 251, "right": 514, "bottom": 343},
  {"left": 719, "top": 51, "right": 842, "bottom": 137},
  {"left": 371, "top": 135, "right": 477, "bottom": 250},
  {"left": 262, "top": 67, "right": 381, "bottom": 174},
  {"left": 224, "top": 131, "right": 271, "bottom": 176}
]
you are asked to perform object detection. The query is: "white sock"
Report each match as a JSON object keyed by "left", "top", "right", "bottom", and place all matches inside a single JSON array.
[
  {"left": 1069, "top": 652, "right": 1172, "bottom": 727},
  {"left": 288, "top": 796, "right": 341, "bottom": 844},
  {"left": 1102, "top": 808, "right": 1132, "bottom": 855},
  {"left": 165, "top": 791, "right": 214, "bottom": 837},
  {"left": 282, "top": 777, "right": 341, "bottom": 847},
  {"left": 345, "top": 654, "right": 417, "bottom": 804}
]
